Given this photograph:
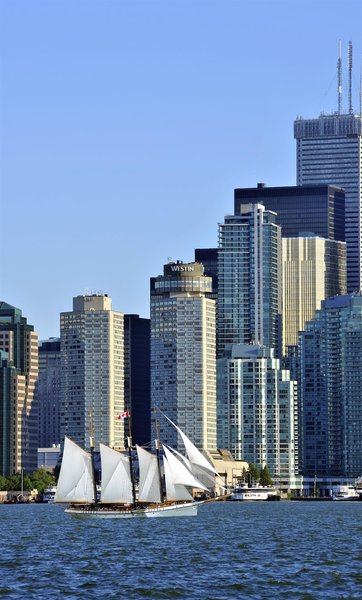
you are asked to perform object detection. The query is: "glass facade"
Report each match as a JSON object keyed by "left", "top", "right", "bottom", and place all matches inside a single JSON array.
[
  {"left": 217, "top": 204, "right": 282, "bottom": 359},
  {"left": 217, "top": 344, "right": 298, "bottom": 479},
  {"left": 299, "top": 293, "right": 362, "bottom": 478},
  {"left": 234, "top": 184, "right": 345, "bottom": 242},
  {"left": 294, "top": 114, "right": 362, "bottom": 292},
  {"left": 37, "top": 339, "right": 61, "bottom": 447}
]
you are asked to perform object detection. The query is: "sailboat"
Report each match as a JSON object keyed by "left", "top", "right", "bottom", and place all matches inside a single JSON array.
[{"left": 55, "top": 417, "right": 218, "bottom": 518}]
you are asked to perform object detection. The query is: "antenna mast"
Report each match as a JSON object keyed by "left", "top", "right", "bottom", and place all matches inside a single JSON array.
[
  {"left": 348, "top": 40, "right": 353, "bottom": 114},
  {"left": 338, "top": 39, "right": 342, "bottom": 115},
  {"left": 360, "top": 55, "right": 362, "bottom": 117}
]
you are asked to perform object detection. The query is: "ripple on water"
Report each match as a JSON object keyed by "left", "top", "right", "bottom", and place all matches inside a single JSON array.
[{"left": 1, "top": 502, "right": 362, "bottom": 599}]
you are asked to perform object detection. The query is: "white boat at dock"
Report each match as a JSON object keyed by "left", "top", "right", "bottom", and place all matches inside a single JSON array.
[
  {"left": 332, "top": 484, "right": 360, "bottom": 501},
  {"left": 230, "top": 482, "right": 279, "bottom": 501}
]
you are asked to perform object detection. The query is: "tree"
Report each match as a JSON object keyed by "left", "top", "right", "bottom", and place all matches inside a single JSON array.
[
  {"left": 248, "top": 463, "right": 260, "bottom": 485},
  {"left": 6, "top": 473, "right": 33, "bottom": 491},
  {"left": 30, "top": 468, "right": 55, "bottom": 494},
  {"left": 259, "top": 465, "right": 273, "bottom": 487},
  {"left": 0, "top": 475, "right": 7, "bottom": 491}
]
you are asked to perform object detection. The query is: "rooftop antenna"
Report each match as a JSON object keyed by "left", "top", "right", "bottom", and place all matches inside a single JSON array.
[
  {"left": 338, "top": 39, "right": 342, "bottom": 115},
  {"left": 348, "top": 40, "right": 353, "bottom": 114},
  {"left": 360, "top": 54, "right": 362, "bottom": 117}
]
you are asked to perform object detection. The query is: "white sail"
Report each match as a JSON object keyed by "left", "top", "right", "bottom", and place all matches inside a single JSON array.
[
  {"left": 163, "top": 445, "right": 208, "bottom": 502},
  {"left": 165, "top": 415, "right": 218, "bottom": 475},
  {"left": 100, "top": 444, "right": 133, "bottom": 504},
  {"left": 136, "top": 445, "right": 161, "bottom": 503},
  {"left": 163, "top": 453, "right": 193, "bottom": 501},
  {"left": 55, "top": 437, "right": 94, "bottom": 503}
]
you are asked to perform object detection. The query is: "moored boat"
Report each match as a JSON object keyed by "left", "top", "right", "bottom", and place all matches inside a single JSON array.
[
  {"left": 230, "top": 482, "right": 279, "bottom": 501},
  {"left": 332, "top": 484, "right": 360, "bottom": 501}
]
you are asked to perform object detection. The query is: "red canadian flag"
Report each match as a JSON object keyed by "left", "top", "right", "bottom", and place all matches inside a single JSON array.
[{"left": 118, "top": 410, "right": 130, "bottom": 420}]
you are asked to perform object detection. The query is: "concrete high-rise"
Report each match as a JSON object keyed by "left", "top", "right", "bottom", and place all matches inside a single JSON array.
[
  {"left": 0, "top": 302, "right": 38, "bottom": 475},
  {"left": 294, "top": 111, "right": 362, "bottom": 291},
  {"left": 218, "top": 203, "right": 282, "bottom": 358},
  {"left": 150, "top": 261, "right": 216, "bottom": 452},
  {"left": 217, "top": 344, "right": 298, "bottom": 481},
  {"left": 299, "top": 293, "right": 362, "bottom": 478},
  {"left": 60, "top": 294, "right": 124, "bottom": 451},
  {"left": 37, "top": 338, "right": 61, "bottom": 447},
  {"left": 282, "top": 236, "right": 347, "bottom": 352}
]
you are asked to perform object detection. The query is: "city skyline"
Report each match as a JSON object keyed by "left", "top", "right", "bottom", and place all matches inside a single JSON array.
[{"left": 1, "top": 1, "right": 362, "bottom": 339}]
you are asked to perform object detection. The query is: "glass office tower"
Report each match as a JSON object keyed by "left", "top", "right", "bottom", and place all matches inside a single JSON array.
[
  {"left": 217, "top": 203, "right": 282, "bottom": 359},
  {"left": 299, "top": 293, "right": 362, "bottom": 478},
  {"left": 234, "top": 183, "right": 345, "bottom": 242},
  {"left": 294, "top": 114, "right": 362, "bottom": 292},
  {"left": 0, "top": 302, "right": 38, "bottom": 475}
]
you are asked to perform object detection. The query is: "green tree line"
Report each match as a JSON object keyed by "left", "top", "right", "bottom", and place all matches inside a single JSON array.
[
  {"left": 0, "top": 468, "right": 55, "bottom": 494},
  {"left": 240, "top": 464, "right": 273, "bottom": 486}
]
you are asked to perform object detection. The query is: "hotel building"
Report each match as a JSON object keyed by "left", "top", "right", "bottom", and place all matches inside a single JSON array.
[{"left": 150, "top": 261, "right": 216, "bottom": 451}]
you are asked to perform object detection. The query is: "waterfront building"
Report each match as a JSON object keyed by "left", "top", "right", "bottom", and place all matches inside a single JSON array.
[
  {"left": 282, "top": 235, "right": 347, "bottom": 352},
  {"left": 150, "top": 261, "right": 216, "bottom": 452},
  {"left": 0, "top": 302, "right": 38, "bottom": 476},
  {"left": 299, "top": 293, "right": 362, "bottom": 478},
  {"left": 234, "top": 183, "right": 345, "bottom": 242},
  {"left": 60, "top": 294, "right": 124, "bottom": 451},
  {"left": 124, "top": 314, "right": 150, "bottom": 446},
  {"left": 217, "top": 344, "right": 298, "bottom": 480},
  {"left": 294, "top": 112, "right": 362, "bottom": 292},
  {"left": 37, "top": 338, "right": 61, "bottom": 447},
  {"left": 217, "top": 203, "right": 282, "bottom": 359},
  {"left": 37, "top": 445, "right": 61, "bottom": 471}
]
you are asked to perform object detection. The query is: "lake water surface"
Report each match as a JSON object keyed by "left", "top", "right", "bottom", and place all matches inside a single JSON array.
[{"left": 1, "top": 501, "right": 362, "bottom": 599}]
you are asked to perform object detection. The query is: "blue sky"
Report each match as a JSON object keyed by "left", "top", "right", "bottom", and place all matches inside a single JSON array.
[{"left": 1, "top": 0, "right": 361, "bottom": 339}]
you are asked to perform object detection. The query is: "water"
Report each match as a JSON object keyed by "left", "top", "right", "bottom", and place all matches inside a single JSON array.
[{"left": 1, "top": 501, "right": 362, "bottom": 599}]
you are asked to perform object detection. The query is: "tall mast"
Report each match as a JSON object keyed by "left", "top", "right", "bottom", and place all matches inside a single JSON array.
[
  {"left": 154, "top": 407, "right": 164, "bottom": 503},
  {"left": 360, "top": 54, "right": 362, "bottom": 117},
  {"left": 348, "top": 40, "right": 353, "bottom": 114},
  {"left": 89, "top": 414, "right": 98, "bottom": 504},
  {"left": 338, "top": 39, "right": 342, "bottom": 115},
  {"left": 126, "top": 414, "right": 137, "bottom": 506}
]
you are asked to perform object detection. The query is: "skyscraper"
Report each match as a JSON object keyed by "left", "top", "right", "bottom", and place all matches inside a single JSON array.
[
  {"left": 282, "top": 235, "right": 347, "bottom": 352},
  {"left": 150, "top": 261, "right": 216, "bottom": 451},
  {"left": 234, "top": 183, "right": 345, "bottom": 242},
  {"left": 60, "top": 294, "right": 124, "bottom": 451},
  {"left": 294, "top": 41, "right": 362, "bottom": 291},
  {"left": 217, "top": 203, "right": 282, "bottom": 358},
  {"left": 37, "top": 338, "right": 61, "bottom": 447},
  {"left": 217, "top": 344, "right": 298, "bottom": 480},
  {"left": 124, "top": 314, "right": 150, "bottom": 446},
  {"left": 299, "top": 293, "right": 362, "bottom": 478},
  {"left": 0, "top": 302, "right": 38, "bottom": 475}
]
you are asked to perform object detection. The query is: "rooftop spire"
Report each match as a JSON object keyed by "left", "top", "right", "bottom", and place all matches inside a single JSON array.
[
  {"left": 338, "top": 39, "right": 342, "bottom": 115},
  {"left": 348, "top": 40, "right": 353, "bottom": 114}
]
